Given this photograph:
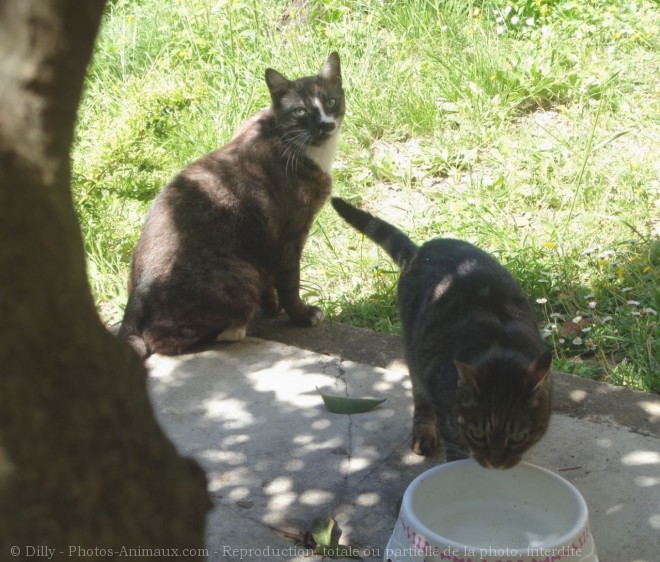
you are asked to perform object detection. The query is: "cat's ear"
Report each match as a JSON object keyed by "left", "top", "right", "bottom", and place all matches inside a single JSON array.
[
  {"left": 454, "top": 360, "right": 480, "bottom": 393},
  {"left": 265, "top": 68, "right": 291, "bottom": 96},
  {"left": 527, "top": 350, "right": 552, "bottom": 391},
  {"left": 321, "top": 52, "right": 342, "bottom": 85}
]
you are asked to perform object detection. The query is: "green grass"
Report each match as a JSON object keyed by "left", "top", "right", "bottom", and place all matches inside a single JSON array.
[{"left": 74, "top": 0, "right": 659, "bottom": 392}]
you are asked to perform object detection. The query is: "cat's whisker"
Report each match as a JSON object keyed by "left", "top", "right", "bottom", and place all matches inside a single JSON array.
[{"left": 281, "top": 129, "right": 312, "bottom": 174}]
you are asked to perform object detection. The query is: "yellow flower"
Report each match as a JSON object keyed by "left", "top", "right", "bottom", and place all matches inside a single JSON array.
[{"left": 544, "top": 241, "right": 556, "bottom": 249}]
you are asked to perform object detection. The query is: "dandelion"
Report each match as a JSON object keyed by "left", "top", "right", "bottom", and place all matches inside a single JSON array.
[
  {"left": 536, "top": 298, "right": 548, "bottom": 304},
  {"left": 573, "top": 337, "right": 583, "bottom": 345},
  {"left": 544, "top": 241, "right": 556, "bottom": 249}
]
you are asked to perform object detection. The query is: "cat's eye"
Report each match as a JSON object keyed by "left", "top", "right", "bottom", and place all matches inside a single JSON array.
[
  {"left": 467, "top": 426, "right": 487, "bottom": 442},
  {"left": 325, "top": 98, "right": 338, "bottom": 109},
  {"left": 292, "top": 107, "right": 307, "bottom": 118},
  {"left": 508, "top": 431, "right": 527, "bottom": 445}
]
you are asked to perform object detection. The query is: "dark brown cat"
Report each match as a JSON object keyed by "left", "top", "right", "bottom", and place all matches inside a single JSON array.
[
  {"left": 119, "top": 53, "right": 344, "bottom": 358},
  {"left": 332, "top": 197, "right": 552, "bottom": 469}
]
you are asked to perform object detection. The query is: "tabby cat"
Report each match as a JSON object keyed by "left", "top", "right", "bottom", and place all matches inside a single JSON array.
[
  {"left": 119, "top": 53, "right": 344, "bottom": 358},
  {"left": 331, "top": 197, "right": 552, "bottom": 469}
]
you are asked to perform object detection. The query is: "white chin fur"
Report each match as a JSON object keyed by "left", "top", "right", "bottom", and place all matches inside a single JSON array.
[{"left": 306, "top": 129, "right": 339, "bottom": 175}]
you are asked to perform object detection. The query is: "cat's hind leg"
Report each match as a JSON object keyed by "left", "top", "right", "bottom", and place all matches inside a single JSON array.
[
  {"left": 260, "top": 285, "right": 284, "bottom": 316},
  {"left": 216, "top": 325, "right": 247, "bottom": 342}
]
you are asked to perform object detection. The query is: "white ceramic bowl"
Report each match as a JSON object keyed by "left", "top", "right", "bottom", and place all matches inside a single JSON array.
[{"left": 385, "top": 460, "right": 598, "bottom": 562}]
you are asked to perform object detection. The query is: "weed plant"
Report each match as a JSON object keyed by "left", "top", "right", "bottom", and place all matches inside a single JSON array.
[{"left": 74, "top": 0, "right": 659, "bottom": 392}]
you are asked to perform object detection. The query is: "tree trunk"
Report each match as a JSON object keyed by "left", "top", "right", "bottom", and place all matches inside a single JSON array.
[{"left": 0, "top": 1, "right": 209, "bottom": 557}]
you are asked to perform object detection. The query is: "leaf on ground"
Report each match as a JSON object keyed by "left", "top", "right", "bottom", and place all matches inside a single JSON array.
[
  {"left": 310, "top": 516, "right": 361, "bottom": 559},
  {"left": 317, "top": 388, "right": 386, "bottom": 414},
  {"left": 311, "top": 515, "right": 336, "bottom": 547}
]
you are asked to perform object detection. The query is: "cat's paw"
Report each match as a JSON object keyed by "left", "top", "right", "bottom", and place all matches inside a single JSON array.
[
  {"left": 216, "top": 326, "right": 247, "bottom": 343},
  {"left": 412, "top": 424, "right": 438, "bottom": 456},
  {"left": 307, "top": 306, "right": 325, "bottom": 326},
  {"left": 291, "top": 305, "right": 325, "bottom": 327},
  {"left": 412, "top": 434, "right": 436, "bottom": 456}
]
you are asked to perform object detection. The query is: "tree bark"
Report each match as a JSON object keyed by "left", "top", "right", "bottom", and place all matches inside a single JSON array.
[{"left": 0, "top": 1, "right": 209, "bottom": 557}]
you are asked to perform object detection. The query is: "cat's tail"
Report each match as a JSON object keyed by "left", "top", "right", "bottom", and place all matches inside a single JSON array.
[
  {"left": 331, "top": 197, "right": 417, "bottom": 269},
  {"left": 117, "top": 286, "right": 151, "bottom": 359}
]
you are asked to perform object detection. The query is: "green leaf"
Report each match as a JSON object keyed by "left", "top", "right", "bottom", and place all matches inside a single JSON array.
[
  {"left": 317, "top": 388, "right": 386, "bottom": 414},
  {"left": 310, "top": 516, "right": 361, "bottom": 560},
  {"left": 311, "top": 515, "right": 335, "bottom": 548}
]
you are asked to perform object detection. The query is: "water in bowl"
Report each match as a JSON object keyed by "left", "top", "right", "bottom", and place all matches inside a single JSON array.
[{"left": 427, "top": 498, "right": 567, "bottom": 550}]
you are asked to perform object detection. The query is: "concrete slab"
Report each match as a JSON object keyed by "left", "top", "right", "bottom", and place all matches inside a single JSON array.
[{"left": 146, "top": 333, "right": 659, "bottom": 562}]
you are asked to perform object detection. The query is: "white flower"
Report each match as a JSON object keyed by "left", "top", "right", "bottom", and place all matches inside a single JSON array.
[
  {"left": 581, "top": 327, "right": 592, "bottom": 333},
  {"left": 572, "top": 316, "right": 583, "bottom": 324},
  {"left": 496, "top": 25, "right": 505, "bottom": 35},
  {"left": 504, "top": 6, "right": 512, "bottom": 17},
  {"left": 573, "top": 337, "right": 583, "bottom": 345},
  {"left": 526, "top": 17, "right": 535, "bottom": 26},
  {"left": 627, "top": 300, "right": 640, "bottom": 306},
  {"left": 642, "top": 308, "right": 657, "bottom": 316},
  {"left": 511, "top": 15, "right": 520, "bottom": 25},
  {"left": 559, "top": 338, "right": 566, "bottom": 344},
  {"left": 588, "top": 301, "right": 597, "bottom": 309},
  {"left": 536, "top": 298, "right": 548, "bottom": 304}
]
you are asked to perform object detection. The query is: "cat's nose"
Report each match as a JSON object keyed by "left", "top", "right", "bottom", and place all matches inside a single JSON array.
[{"left": 318, "top": 121, "right": 336, "bottom": 133}]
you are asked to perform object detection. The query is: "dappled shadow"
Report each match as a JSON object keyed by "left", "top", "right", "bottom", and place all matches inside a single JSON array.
[
  {"left": 144, "top": 334, "right": 660, "bottom": 561},
  {"left": 146, "top": 337, "right": 431, "bottom": 561},
  {"left": 526, "top": 413, "right": 660, "bottom": 561}
]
